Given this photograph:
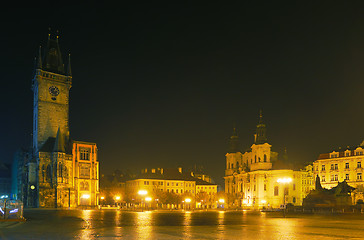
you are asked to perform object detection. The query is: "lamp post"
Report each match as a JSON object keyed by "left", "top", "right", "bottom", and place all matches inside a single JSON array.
[
  {"left": 145, "top": 197, "right": 152, "bottom": 210},
  {"left": 185, "top": 198, "right": 191, "bottom": 210},
  {"left": 277, "top": 177, "right": 292, "bottom": 217},
  {"left": 138, "top": 190, "right": 147, "bottom": 212},
  {"left": 115, "top": 195, "right": 121, "bottom": 208}
]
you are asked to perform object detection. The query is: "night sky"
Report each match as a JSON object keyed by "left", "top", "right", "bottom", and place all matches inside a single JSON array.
[{"left": 2, "top": 3, "right": 364, "bottom": 187}]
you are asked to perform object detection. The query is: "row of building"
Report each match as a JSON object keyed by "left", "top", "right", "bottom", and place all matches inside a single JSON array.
[
  {"left": 224, "top": 111, "right": 364, "bottom": 209},
  {"left": 100, "top": 167, "right": 219, "bottom": 209}
]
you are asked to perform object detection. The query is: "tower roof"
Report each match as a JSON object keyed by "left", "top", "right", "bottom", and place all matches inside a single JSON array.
[
  {"left": 53, "top": 128, "right": 65, "bottom": 152},
  {"left": 254, "top": 110, "right": 268, "bottom": 144},
  {"left": 43, "top": 32, "right": 65, "bottom": 74},
  {"left": 227, "top": 127, "right": 240, "bottom": 153}
]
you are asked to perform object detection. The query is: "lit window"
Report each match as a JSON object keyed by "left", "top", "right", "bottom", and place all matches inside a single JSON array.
[
  {"left": 274, "top": 186, "right": 279, "bottom": 196},
  {"left": 357, "top": 173, "right": 362, "bottom": 180},
  {"left": 358, "top": 162, "right": 362, "bottom": 169},
  {"left": 346, "top": 174, "right": 349, "bottom": 180},
  {"left": 322, "top": 176, "right": 326, "bottom": 182}
]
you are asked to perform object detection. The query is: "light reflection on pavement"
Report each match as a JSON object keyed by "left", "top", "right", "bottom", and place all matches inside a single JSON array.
[{"left": 1, "top": 209, "right": 364, "bottom": 239}]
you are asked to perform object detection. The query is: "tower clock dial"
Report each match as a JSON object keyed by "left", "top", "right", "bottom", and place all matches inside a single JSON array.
[{"left": 49, "top": 86, "right": 60, "bottom": 97}]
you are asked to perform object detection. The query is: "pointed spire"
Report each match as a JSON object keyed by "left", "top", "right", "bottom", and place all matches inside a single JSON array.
[
  {"left": 36, "top": 46, "right": 42, "bottom": 69},
  {"left": 67, "top": 53, "right": 72, "bottom": 76},
  {"left": 259, "top": 109, "right": 263, "bottom": 124},
  {"left": 53, "top": 127, "right": 65, "bottom": 152},
  {"left": 43, "top": 30, "right": 65, "bottom": 74},
  {"left": 254, "top": 110, "right": 267, "bottom": 144},
  {"left": 228, "top": 125, "right": 240, "bottom": 153}
]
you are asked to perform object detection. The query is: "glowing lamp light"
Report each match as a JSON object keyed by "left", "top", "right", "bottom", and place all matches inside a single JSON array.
[
  {"left": 138, "top": 190, "right": 148, "bottom": 196},
  {"left": 185, "top": 198, "right": 192, "bottom": 203},
  {"left": 218, "top": 199, "right": 225, "bottom": 204},
  {"left": 30, "top": 185, "right": 35, "bottom": 190},
  {"left": 243, "top": 199, "right": 248, "bottom": 204},
  {"left": 81, "top": 194, "right": 90, "bottom": 199},
  {"left": 115, "top": 196, "right": 121, "bottom": 200},
  {"left": 100, "top": 196, "right": 105, "bottom": 200},
  {"left": 145, "top": 197, "right": 152, "bottom": 202},
  {"left": 261, "top": 200, "right": 267, "bottom": 204},
  {"left": 277, "top": 178, "right": 292, "bottom": 183}
]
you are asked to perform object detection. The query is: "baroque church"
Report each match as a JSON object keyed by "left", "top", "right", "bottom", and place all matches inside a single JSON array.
[
  {"left": 224, "top": 112, "right": 313, "bottom": 209},
  {"left": 26, "top": 33, "right": 99, "bottom": 208}
]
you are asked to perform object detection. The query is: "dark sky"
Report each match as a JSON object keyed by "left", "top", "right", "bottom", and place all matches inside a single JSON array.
[{"left": 1, "top": 3, "right": 364, "bottom": 187}]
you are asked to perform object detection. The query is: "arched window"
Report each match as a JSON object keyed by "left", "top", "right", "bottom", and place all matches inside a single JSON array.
[
  {"left": 42, "top": 165, "right": 45, "bottom": 182},
  {"left": 58, "top": 162, "right": 63, "bottom": 178},
  {"left": 264, "top": 154, "right": 267, "bottom": 162},
  {"left": 46, "top": 165, "right": 52, "bottom": 182},
  {"left": 64, "top": 166, "right": 68, "bottom": 183}
]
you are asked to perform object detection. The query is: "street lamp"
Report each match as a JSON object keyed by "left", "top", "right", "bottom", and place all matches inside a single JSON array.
[
  {"left": 185, "top": 198, "right": 191, "bottom": 210},
  {"left": 138, "top": 190, "right": 148, "bottom": 211},
  {"left": 145, "top": 197, "right": 152, "bottom": 210},
  {"left": 218, "top": 198, "right": 225, "bottom": 208},
  {"left": 277, "top": 177, "right": 292, "bottom": 217}
]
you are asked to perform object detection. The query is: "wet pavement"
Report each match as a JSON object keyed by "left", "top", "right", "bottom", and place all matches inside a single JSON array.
[{"left": 1, "top": 209, "right": 364, "bottom": 239}]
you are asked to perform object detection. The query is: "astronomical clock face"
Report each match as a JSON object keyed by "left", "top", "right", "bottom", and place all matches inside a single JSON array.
[{"left": 49, "top": 86, "right": 60, "bottom": 97}]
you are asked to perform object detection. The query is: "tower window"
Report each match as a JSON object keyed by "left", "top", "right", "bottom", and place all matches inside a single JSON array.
[
  {"left": 264, "top": 154, "right": 267, "bottom": 162},
  {"left": 80, "top": 147, "right": 91, "bottom": 160}
]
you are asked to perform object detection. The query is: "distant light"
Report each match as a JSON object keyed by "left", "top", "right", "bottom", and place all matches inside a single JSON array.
[
  {"left": 218, "top": 199, "right": 225, "bottom": 204},
  {"left": 138, "top": 190, "right": 148, "bottom": 196},
  {"left": 243, "top": 199, "right": 248, "bottom": 204},
  {"left": 9, "top": 208, "right": 18, "bottom": 214},
  {"left": 30, "top": 185, "right": 35, "bottom": 190},
  {"left": 0, "top": 207, "right": 4, "bottom": 214},
  {"left": 145, "top": 197, "right": 152, "bottom": 202},
  {"left": 261, "top": 200, "right": 267, "bottom": 204},
  {"left": 81, "top": 194, "right": 90, "bottom": 199},
  {"left": 115, "top": 196, "right": 121, "bottom": 200},
  {"left": 100, "top": 196, "right": 105, "bottom": 200},
  {"left": 0, "top": 195, "right": 8, "bottom": 199},
  {"left": 185, "top": 198, "right": 191, "bottom": 203},
  {"left": 277, "top": 178, "right": 292, "bottom": 183}
]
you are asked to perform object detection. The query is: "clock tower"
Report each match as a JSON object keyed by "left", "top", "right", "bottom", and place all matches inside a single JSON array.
[{"left": 32, "top": 33, "right": 72, "bottom": 153}]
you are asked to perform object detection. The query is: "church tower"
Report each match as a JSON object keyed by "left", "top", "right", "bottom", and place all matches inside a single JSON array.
[{"left": 32, "top": 33, "right": 72, "bottom": 153}]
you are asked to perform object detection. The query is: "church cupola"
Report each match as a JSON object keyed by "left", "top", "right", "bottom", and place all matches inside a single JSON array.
[
  {"left": 254, "top": 110, "right": 268, "bottom": 144},
  {"left": 228, "top": 127, "right": 240, "bottom": 153}
]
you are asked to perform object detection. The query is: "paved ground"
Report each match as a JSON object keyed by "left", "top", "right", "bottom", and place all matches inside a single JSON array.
[{"left": 1, "top": 209, "right": 364, "bottom": 239}]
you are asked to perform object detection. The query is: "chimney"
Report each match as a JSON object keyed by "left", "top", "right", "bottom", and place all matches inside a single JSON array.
[
  {"left": 178, "top": 167, "right": 182, "bottom": 173},
  {"left": 161, "top": 168, "right": 164, "bottom": 174},
  {"left": 152, "top": 168, "right": 156, "bottom": 173}
]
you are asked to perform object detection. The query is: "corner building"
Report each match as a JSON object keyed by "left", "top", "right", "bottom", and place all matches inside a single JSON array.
[
  {"left": 224, "top": 112, "right": 312, "bottom": 209},
  {"left": 313, "top": 142, "right": 364, "bottom": 203},
  {"left": 29, "top": 34, "right": 99, "bottom": 208}
]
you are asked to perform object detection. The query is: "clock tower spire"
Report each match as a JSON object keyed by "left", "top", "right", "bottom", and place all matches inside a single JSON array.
[{"left": 32, "top": 32, "right": 72, "bottom": 153}]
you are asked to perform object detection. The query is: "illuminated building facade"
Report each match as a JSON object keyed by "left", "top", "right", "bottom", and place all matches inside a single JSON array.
[
  {"left": 125, "top": 168, "right": 218, "bottom": 208},
  {"left": 313, "top": 142, "right": 364, "bottom": 203},
  {"left": 224, "top": 112, "right": 312, "bottom": 209},
  {"left": 27, "top": 33, "right": 99, "bottom": 208}
]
